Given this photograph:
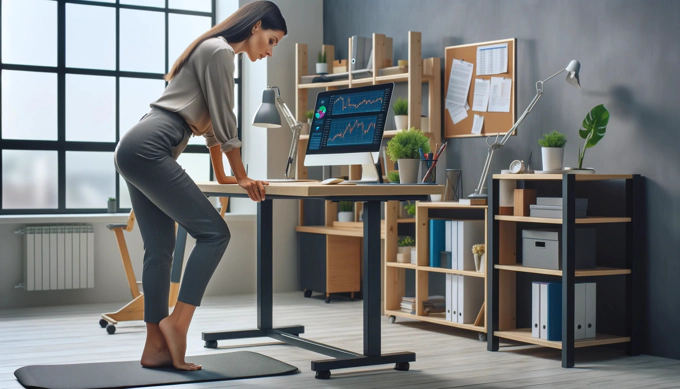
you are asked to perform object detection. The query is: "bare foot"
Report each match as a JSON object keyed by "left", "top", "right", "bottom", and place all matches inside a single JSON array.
[
  {"left": 159, "top": 316, "right": 202, "bottom": 371},
  {"left": 140, "top": 343, "right": 172, "bottom": 368}
]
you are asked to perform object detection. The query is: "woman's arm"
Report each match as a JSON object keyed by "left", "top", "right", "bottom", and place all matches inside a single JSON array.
[
  {"left": 209, "top": 144, "right": 237, "bottom": 184},
  {"left": 224, "top": 148, "right": 268, "bottom": 202}
]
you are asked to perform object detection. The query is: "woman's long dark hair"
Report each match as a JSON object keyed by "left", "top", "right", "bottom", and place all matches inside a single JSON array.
[{"left": 165, "top": 1, "right": 287, "bottom": 81}]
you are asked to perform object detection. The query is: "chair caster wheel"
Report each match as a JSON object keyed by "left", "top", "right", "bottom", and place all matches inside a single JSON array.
[
  {"left": 304, "top": 290, "right": 312, "bottom": 298},
  {"left": 389, "top": 315, "right": 396, "bottom": 324},
  {"left": 99, "top": 319, "right": 108, "bottom": 328},
  {"left": 106, "top": 324, "right": 116, "bottom": 334},
  {"left": 394, "top": 362, "right": 410, "bottom": 371},
  {"left": 479, "top": 333, "right": 487, "bottom": 342},
  {"left": 205, "top": 340, "right": 218, "bottom": 348},
  {"left": 325, "top": 297, "right": 331, "bottom": 303},
  {"left": 315, "top": 370, "right": 331, "bottom": 379}
]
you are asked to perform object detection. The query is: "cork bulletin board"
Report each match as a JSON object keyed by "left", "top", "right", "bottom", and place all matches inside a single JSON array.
[{"left": 444, "top": 38, "right": 516, "bottom": 138}]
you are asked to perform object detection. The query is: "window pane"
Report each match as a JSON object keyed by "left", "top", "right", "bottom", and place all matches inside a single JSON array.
[
  {"left": 216, "top": 0, "right": 238, "bottom": 21},
  {"left": 169, "top": 0, "right": 211, "bottom": 13},
  {"left": 2, "top": 150, "right": 58, "bottom": 209},
  {"left": 120, "top": 9, "right": 165, "bottom": 73},
  {"left": 1, "top": 0, "right": 57, "bottom": 67},
  {"left": 169, "top": 13, "right": 211, "bottom": 66},
  {"left": 119, "top": 77, "right": 166, "bottom": 138},
  {"left": 66, "top": 151, "right": 116, "bottom": 209},
  {"left": 66, "top": 4, "right": 116, "bottom": 70},
  {"left": 119, "top": 178, "right": 133, "bottom": 210},
  {"left": 120, "top": 0, "right": 165, "bottom": 7},
  {"left": 176, "top": 153, "right": 210, "bottom": 183},
  {"left": 84, "top": 0, "right": 115, "bottom": 3},
  {"left": 2, "top": 70, "right": 58, "bottom": 141},
  {"left": 66, "top": 74, "right": 116, "bottom": 142}
]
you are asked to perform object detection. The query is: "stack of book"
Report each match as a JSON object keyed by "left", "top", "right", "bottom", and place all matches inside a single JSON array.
[
  {"left": 530, "top": 197, "right": 588, "bottom": 218},
  {"left": 400, "top": 296, "right": 415, "bottom": 314},
  {"left": 422, "top": 295, "right": 446, "bottom": 316}
]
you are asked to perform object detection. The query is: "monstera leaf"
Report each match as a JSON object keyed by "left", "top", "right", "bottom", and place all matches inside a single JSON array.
[{"left": 578, "top": 104, "right": 610, "bottom": 169}]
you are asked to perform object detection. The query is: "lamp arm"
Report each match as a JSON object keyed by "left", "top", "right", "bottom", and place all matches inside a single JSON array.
[{"left": 275, "top": 95, "right": 303, "bottom": 179}]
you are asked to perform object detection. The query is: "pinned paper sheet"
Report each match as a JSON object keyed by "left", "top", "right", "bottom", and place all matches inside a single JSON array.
[
  {"left": 471, "top": 114, "right": 484, "bottom": 134},
  {"left": 472, "top": 78, "right": 490, "bottom": 112},
  {"left": 488, "top": 77, "right": 512, "bottom": 112},
  {"left": 476, "top": 43, "right": 508, "bottom": 76},
  {"left": 445, "top": 59, "right": 474, "bottom": 124}
]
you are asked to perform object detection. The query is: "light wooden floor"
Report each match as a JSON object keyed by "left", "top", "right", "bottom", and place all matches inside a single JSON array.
[{"left": 1, "top": 292, "right": 679, "bottom": 389}]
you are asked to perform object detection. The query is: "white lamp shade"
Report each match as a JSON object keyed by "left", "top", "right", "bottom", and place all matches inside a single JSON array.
[
  {"left": 565, "top": 60, "right": 581, "bottom": 89},
  {"left": 252, "top": 89, "right": 281, "bottom": 128}
]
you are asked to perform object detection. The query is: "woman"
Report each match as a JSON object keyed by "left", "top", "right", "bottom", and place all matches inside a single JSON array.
[{"left": 114, "top": 1, "right": 286, "bottom": 371}]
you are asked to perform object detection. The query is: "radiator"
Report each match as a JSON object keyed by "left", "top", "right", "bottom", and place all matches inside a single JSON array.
[{"left": 18, "top": 225, "right": 95, "bottom": 291}]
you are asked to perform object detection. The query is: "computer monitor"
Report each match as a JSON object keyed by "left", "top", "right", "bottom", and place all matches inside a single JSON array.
[{"left": 304, "top": 83, "right": 395, "bottom": 182}]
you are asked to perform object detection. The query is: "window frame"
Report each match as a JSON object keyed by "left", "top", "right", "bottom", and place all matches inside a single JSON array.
[{"left": 0, "top": 0, "right": 241, "bottom": 214}]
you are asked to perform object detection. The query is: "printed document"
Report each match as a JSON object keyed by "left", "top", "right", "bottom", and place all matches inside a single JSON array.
[
  {"left": 445, "top": 59, "right": 474, "bottom": 124},
  {"left": 471, "top": 114, "right": 484, "bottom": 134},
  {"left": 476, "top": 43, "right": 508, "bottom": 76},
  {"left": 488, "top": 77, "right": 512, "bottom": 112},
  {"left": 472, "top": 78, "right": 490, "bottom": 112}
]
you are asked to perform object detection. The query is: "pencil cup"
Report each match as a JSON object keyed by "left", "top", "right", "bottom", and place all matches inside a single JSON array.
[{"left": 418, "top": 159, "right": 436, "bottom": 184}]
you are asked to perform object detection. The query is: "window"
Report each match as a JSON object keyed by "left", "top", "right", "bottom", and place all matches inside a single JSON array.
[{"left": 0, "top": 0, "right": 241, "bottom": 214}]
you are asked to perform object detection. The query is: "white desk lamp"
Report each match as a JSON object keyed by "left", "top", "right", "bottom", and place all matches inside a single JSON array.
[
  {"left": 252, "top": 86, "right": 303, "bottom": 180},
  {"left": 469, "top": 60, "right": 581, "bottom": 199}
]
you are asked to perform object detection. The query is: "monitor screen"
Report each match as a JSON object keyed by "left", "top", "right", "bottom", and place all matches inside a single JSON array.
[{"left": 305, "top": 83, "right": 394, "bottom": 156}]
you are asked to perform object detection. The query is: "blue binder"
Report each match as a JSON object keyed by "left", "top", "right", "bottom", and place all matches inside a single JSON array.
[
  {"left": 545, "top": 282, "right": 562, "bottom": 341},
  {"left": 429, "top": 220, "right": 446, "bottom": 267}
]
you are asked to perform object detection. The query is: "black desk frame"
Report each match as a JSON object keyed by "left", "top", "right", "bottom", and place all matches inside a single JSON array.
[{"left": 172, "top": 193, "right": 427, "bottom": 379}]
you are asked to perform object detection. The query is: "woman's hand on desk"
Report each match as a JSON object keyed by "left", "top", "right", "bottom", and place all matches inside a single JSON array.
[{"left": 237, "top": 177, "right": 269, "bottom": 202}]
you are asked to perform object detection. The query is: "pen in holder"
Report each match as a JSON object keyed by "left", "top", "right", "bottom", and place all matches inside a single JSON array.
[{"left": 418, "top": 158, "right": 436, "bottom": 183}]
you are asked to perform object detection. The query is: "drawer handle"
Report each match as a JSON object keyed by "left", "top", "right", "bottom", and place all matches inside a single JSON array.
[{"left": 535, "top": 241, "right": 546, "bottom": 248}]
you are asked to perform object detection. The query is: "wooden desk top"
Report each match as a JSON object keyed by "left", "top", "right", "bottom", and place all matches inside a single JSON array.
[{"left": 196, "top": 181, "right": 444, "bottom": 199}]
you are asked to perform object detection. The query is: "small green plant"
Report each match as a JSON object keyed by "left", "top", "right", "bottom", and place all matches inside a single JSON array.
[
  {"left": 108, "top": 197, "right": 115, "bottom": 202},
  {"left": 317, "top": 51, "right": 326, "bottom": 63},
  {"left": 392, "top": 97, "right": 408, "bottom": 116},
  {"left": 538, "top": 130, "right": 567, "bottom": 148},
  {"left": 578, "top": 104, "right": 610, "bottom": 169},
  {"left": 403, "top": 201, "right": 416, "bottom": 216},
  {"left": 338, "top": 201, "right": 354, "bottom": 212},
  {"left": 386, "top": 127, "right": 430, "bottom": 162},
  {"left": 398, "top": 236, "right": 415, "bottom": 247},
  {"left": 305, "top": 110, "right": 314, "bottom": 120},
  {"left": 387, "top": 170, "right": 400, "bottom": 183}
]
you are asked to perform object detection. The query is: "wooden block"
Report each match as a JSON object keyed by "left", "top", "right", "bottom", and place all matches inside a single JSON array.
[
  {"left": 499, "top": 206, "right": 514, "bottom": 215},
  {"left": 513, "top": 189, "right": 536, "bottom": 216}
]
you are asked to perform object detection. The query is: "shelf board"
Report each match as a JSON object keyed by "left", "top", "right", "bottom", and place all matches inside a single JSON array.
[
  {"left": 385, "top": 310, "right": 486, "bottom": 332},
  {"left": 297, "top": 72, "right": 434, "bottom": 90},
  {"left": 417, "top": 266, "right": 485, "bottom": 278},
  {"left": 492, "top": 174, "right": 634, "bottom": 181},
  {"left": 416, "top": 201, "right": 487, "bottom": 210},
  {"left": 495, "top": 264, "right": 631, "bottom": 277},
  {"left": 494, "top": 328, "right": 630, "bottom": 349},
  {"left": 386, "top": 262, "right": 417, "bottom": 269},
  {"left": 495, "top": 215, "right": 632, "bottom": 224},
  {"left": 296, "top": 225, "right": 387, "bottom": 239}
]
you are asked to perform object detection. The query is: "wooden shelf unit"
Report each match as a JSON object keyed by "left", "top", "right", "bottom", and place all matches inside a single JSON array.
[
  {"left": 293, "top": 32, "right": 442, "bottom": 305},
  {"left": 487, "top": 174, "right": 643, "bottom": 368},
  {"left": 385, "top": 201, "right": 488, "bottom": 334}
]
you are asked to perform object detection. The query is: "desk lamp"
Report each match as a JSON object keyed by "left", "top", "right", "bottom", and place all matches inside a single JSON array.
[
  {"left": 252, "top": 86, "right": 303, "bottom": 180},
  {"left": 469, "top": 60, "right": 581, "bottom": 199}
]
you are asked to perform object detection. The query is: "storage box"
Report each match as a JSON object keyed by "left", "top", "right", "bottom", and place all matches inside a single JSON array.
[{"left": 522, "top": 228, "right": 596, "bottom": 270}]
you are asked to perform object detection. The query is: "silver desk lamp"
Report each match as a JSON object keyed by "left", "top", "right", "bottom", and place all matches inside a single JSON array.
[
  {"left": 252, "top": 86, "right": 303, "bottom": 180},
  {"left": 469, "top": 60, "right": 581, "bottom": 199}
]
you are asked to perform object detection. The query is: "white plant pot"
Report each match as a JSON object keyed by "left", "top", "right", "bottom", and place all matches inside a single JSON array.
[
  {"left": 397, "top": 159, "right": 420, "bottom": 184},
  {"left": 338, "top": 211, "right": 353, "bottom": 222},
  {"left": 420, "top": 116, "right": 429, "bottom": 133},
  {"left": 394, "top": 115, "right": 408, "bottom": 131},
  {"left": 410, "top": 248, "right": 417, "bottom": 265},
  {"left": 316, "top": 63, "right": 328, "bottom": 74},
  {"left": 541, "top": 147, "right": 564, "bottom": 171},
  {"left": 397, "top": 246, "right": 412, "bottom": 263},
  {"left": 564, "top": 167, "right": 596, "bottom": 174},
  {"left": 300, "top": 122, "right": 310, "bottom": 135}
]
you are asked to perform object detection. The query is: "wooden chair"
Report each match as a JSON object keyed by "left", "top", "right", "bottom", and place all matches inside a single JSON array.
[{"left": 99, "top": 197, "right": 229, "bottom": 334}]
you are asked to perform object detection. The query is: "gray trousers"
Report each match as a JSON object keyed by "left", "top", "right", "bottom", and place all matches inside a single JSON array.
[{"left": 114, "top": 107, "right": 230, "bottom": 323}]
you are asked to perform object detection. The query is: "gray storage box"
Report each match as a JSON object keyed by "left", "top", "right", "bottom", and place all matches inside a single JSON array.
[{"left": 522, "top": 228, "right": 596, "bottom": 270}]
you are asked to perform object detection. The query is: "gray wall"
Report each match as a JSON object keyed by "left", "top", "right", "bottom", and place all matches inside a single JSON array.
[{"left": 324, "top": 0, "right": 680, "bottom": 360}]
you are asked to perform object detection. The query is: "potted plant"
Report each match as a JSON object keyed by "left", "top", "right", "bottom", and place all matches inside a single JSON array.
[
  {"left": 386, "top": 127, "right": 430, "bottom": 184},
  {"left": 397, "top": 236, "right": 415, "bottom": 263},
  {"left": 472, "top": 243, "right": 485, "bottom": 273},
  {"left": 538, "top": 130, "right": 567, "bottom": 171},
  {"left": 392, "top": 97, "right": 408, "bottom": 130},
  {"left": 316, "top": 51, "right": 327, "bottom": 74},
  {"left": 566, "top": 104, "right": 610, "bottom": 174},
  {"left": 107, "top": 197, "right": 116, "bottom": 213},
  {"left": 387, "top": 170, "right": 400, "bottom": 183},
  {"left": 337, "top": 201, "right": 354, "bottom": 222},
  {"left": 301, "top": 109, "right": 314, "bottom": 135},
  {"left": 305, "top": 109, "right": 314, "bottom": 124}
]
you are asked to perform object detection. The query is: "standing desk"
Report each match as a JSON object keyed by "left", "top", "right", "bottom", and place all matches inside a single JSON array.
[{"left": 172, "top": 182, "right": 443, "bottom": 379}]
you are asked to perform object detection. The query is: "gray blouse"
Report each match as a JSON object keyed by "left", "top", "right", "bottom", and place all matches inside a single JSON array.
[{"left": 151, "top": 36, "right": 240, "bottom": 152}]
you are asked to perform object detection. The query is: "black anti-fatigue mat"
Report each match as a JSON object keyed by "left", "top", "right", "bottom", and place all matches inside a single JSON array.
[{"left": 15, "top": 351, "right": 298, "bottom": 389}]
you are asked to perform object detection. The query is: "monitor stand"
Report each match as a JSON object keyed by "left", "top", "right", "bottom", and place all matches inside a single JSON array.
[{"left": 342, "top": 152, "right": 381, "bottom": 184}]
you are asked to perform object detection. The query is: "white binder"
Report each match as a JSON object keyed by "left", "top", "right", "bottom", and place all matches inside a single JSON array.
[
  {"left": 457, "top": 221, "right": 484, "bottom": 270},
  {"left": 450, "top": 274, "right": 459, "bottom": 322},
  {"left": 446, "top": 274, "right": 454, "bottom": 321},
  {"left": 539, "top": 283, "right": 549, "bottom": 340},
  {"left": 585, "top": 282, "right": 597, "bottom": 338},
  {"left": 450, "top": 221, "right": 458, "bottom": 270},
  {"left": 575, "top": 283, "right": 587, "bottom": 340},
  {"left": 457, "top": 275, "right": 484, "bottom": 324},
  {"left": 532, "top": 282, "right": 541, "bottom": 338}
]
